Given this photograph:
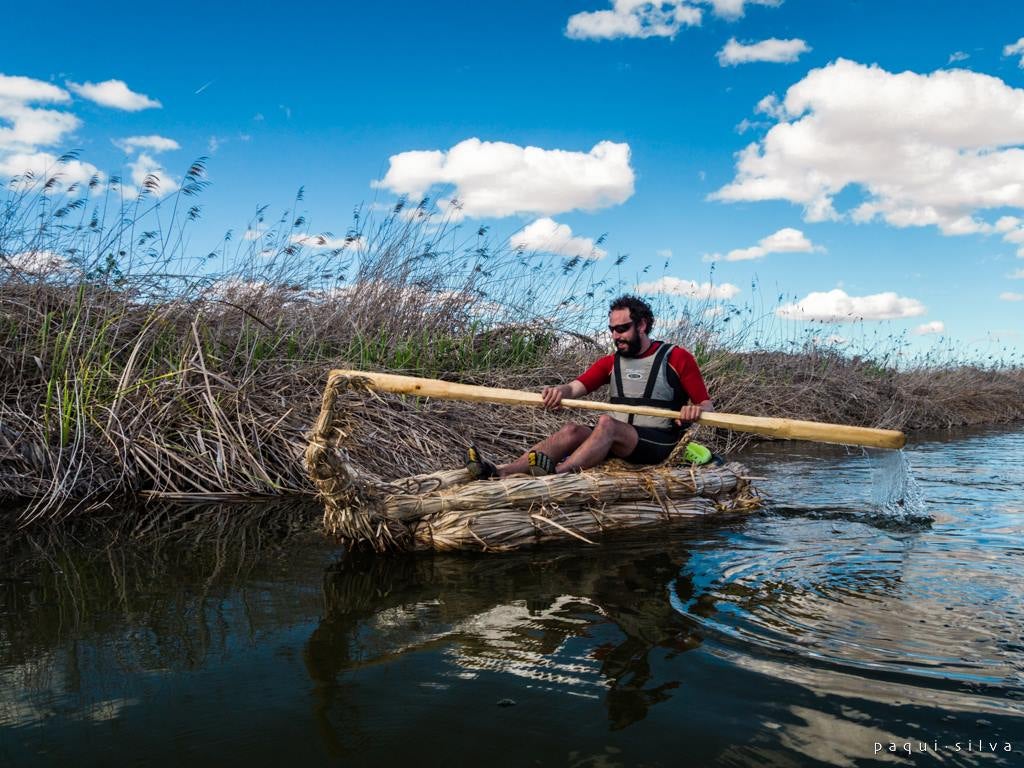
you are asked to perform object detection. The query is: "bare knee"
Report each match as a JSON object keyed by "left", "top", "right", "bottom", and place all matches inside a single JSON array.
[
  {"left": 558, "top": 422, "right": 591, "bottom": 442},
  {"left": 594, "top": 414, "right": 619, "bottom": 432}
]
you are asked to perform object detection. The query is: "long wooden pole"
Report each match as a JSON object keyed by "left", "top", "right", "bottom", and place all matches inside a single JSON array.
[{"left": 329, "top": 369, "right": 906, "bottom": 450}]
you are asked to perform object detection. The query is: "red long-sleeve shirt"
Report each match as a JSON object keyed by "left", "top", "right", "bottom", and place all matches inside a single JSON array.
[{"left": 575, "top": 341, "right": 710, "bottom": 404}]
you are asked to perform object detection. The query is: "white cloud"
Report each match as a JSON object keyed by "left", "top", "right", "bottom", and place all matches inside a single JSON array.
[
  {"left": 4, "top": 250, "right": 70, "bottom": 274},
  {"left": 657, "top": 248, "right": 673, "bottom": 259},
  {"left": 127, "top": 153, "right": 178, "bottom": 197},
  {"left": 510, "top": 218, "right": 607, "bottom": 259},
  {"left": 1003, "top": 37, "right": 1024, "bottom": 67},
  {"left": 995, "top": 216, "right": 1021, "bottom": 233},
  {"left": 565, "top": 0, "right": 779, "bottom": 40},
  {"left": 713, "top": 59, "right": 1024, "bottom": 241},
  {"left": 754, "top": 93, "right": 786, "bottom": 119},
  {"left": 717, "top": 37, "right": 810, "bottom": 66},
  {"left": 208, "top": 278, "right": 272, "bottom": 300},
  {"left": 0, "top": 151, "right": 103, "bottom": 190},
  {"left": 374, "top": 138, "right": 634, "bottom": 219},
  {"left": 566, "top": 1, "right": 701, "bottom": 40},
  {"left": 809, "top": 334, "right": 847, "bottom": 346},
  {"left": 636, "top": 276, "right": 740, "bottom": 300},
  {"left": 1009, "top": 268, "right": 1024, "bottom": 279},
  {"left": 705, "top": 0, "right": 780, "bottom": 19},
  {"left": 703, "top": 306, "right": 725, "bottom": 317},
  {"left": 0, "top": 74, "right": 69, "bottom": 103},
  {"left": 113, "top": 135, "right": 180, "bottom": 154},
  {"left": 67, "top": 79, "right": 160, "bottom": 111},
  {"left": 776, "top": 288, "right": 926, "bottom": 322},
  {"left": 948, "top": 51, "right": 969, "bottom": 64},
  {"left": 0, "top": 74, "right": 78, "bottom": 152},
  {"left": 289, "top": 233, "right": 368, "bottom": 251},
  {"left": 1000, "top": 291, "right": 1024, "bottom": 301},
  {"left": 704, "top": 226, "right": 820, "bottom": 261},
  {"left": 913, "top": 320, "right": 945, "bottom": 335}
]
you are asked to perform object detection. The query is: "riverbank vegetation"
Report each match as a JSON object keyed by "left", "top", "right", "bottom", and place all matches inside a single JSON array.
[{"left": 3, "top": 157, "right": 1023, "bottom": 521}]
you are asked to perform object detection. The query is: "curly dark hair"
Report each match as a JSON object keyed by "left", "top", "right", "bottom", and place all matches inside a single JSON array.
[{"left": 609, "top": 294, "right": 654, "bottom": 333}]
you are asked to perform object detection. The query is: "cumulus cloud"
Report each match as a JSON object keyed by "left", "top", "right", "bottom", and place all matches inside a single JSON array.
[
  {"left": 0, "top": 74, "right": 69, "bottom": 104},
  {"left": 914, "top": 320, "right": 945, "bottom": 335},
  {"left": 713, "top": 59, "right": 1024, "bottom": 243},
  {"left": 67, "top": 79, "right": 160, "bottom": 111},
  {"left": 565, "top": 0, "right": 780, "bottom": 40},
  {"left": 114, "top": 135, "right": 179, "bottom": 154},
  {"left": 1003, "top": 37, "right": 1024, "bottom": 67},
  {"left": 717, "top": 37, "right": 810, "bottom": 66},
  {"left": 0, "top": 74, "right": 79, "bottom": 152},
  {"left": 510, "top": 218, "right": 607, "bottom": 259},
  {"left": 0, "top": 151, "right": 103, "bottom": 190},
  {"left": 566, "top": 1, "right": 701, "bottom": 40},
  {"left": 635, "top": 276, "right": 740, "bottom": 300},
  {"left": 290, "top": 233, "right": 368, "bottom": 252},
  {"left": 1000, "top": 291, "right": 1024, "bottom": 301},
  {"left": 706, "top": 0, "right": 781, "bottom": 19},
  {"left": 374, "top": 138, "right": 634, "bottom": 219},
  {"left": 776, "top": 288, "right": 926, "bottom": 322},
  {"left": 3, "top": 250, "right": 70, "bottom": 274},
  {"left": 704, "top": 226, "right": 820, "bottom": 261},
  {"left": 126, "top": 153, "right": 178, "bottom": 197},
  {"left": 1009, "top": 268, "right": 1024, "bottom": 279}
]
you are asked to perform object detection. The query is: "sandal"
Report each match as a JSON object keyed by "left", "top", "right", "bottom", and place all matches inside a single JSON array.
[
  {"left": 527, "top": 450, "right": 556, "bottom": 477},
  {"left": 466, "top": 445, "right": 498, "bottom": 480}
]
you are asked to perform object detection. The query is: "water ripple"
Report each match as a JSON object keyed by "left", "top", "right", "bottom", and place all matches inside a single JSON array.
[{"left": 672, "top": 426, "right": 1024, "bottom": 715}]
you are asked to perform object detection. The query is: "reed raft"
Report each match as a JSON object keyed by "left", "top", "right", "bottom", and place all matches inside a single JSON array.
[{"left": 305, "top": 374, "right": 761, "bottom": 553}]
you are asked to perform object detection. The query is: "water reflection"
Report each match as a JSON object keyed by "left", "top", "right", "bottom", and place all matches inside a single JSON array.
[
  {"left": 2, "top": 425, "right": 1024, "bottom": 767},
  {"left": 305, "top": 545, "right": 708, "bottom": 737}
]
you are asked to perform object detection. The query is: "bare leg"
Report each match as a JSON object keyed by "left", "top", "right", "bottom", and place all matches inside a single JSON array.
[
  {"left": 556, "top": 415, "right": 638, "bottom": 474},
  {"left": 496, "top": 423, "right": 592, "bottom": 477}
]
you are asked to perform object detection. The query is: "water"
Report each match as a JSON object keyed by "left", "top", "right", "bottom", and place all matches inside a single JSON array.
[{"left": 1, "top": 426, "right": 1023, "bottom": 766}]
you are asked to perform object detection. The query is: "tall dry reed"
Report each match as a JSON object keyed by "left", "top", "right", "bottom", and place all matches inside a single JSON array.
[{"left": 2, "top": 156, "right": 1022, "bottom": 521}]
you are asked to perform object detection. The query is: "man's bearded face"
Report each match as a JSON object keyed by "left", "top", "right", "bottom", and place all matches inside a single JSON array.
[{"left": 609, "top": 309, "right": 644, "bottom": 357}]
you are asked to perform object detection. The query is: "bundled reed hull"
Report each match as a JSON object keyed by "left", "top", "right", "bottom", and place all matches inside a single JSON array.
[{"left": 304, "top": 374, "right": 761, "bottom": 553}]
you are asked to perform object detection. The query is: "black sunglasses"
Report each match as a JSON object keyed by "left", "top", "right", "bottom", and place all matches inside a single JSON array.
[{"left": 608, "top": 321, "right": 634, "bottom": 333}]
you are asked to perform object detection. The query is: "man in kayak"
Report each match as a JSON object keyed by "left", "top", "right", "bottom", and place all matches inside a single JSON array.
[{"left": 467, "top": 294, "right": 714, "bottom": 478}]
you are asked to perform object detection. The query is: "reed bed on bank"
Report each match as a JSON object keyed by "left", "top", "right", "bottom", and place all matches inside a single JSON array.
[{"left": 2, "top": 156, "right": 1023, "bottom": 523}]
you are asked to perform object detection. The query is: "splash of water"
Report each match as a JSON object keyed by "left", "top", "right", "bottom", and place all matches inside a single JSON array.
[{"left": 867, "top": 448, "right": 930, "bottom": 525}]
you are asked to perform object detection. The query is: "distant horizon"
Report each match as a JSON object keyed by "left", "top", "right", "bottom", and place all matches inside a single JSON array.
[{"left": 2, "top": 0, "right": 1023, "bottom": 359}]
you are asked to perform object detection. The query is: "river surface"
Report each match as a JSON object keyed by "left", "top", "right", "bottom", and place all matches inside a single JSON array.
[{"left": 1, "top": 426, "right": 1022, "bottom": 767}]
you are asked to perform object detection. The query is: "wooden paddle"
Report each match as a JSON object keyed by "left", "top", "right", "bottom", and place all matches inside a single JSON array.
[{"left": 329, "top": 369, "right": 906, "bottom": 450}]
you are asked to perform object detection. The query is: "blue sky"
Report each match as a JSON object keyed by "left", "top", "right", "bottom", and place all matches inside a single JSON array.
[{"left": 2, "top": 0, "right": 1024, "bottom": 359}]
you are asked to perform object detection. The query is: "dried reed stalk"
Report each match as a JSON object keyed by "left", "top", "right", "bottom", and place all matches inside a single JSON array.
[
  {"left": 410, "top": 498, "right": 715, "bottom": 552},
  {"left": 379, "top": 461, "right": 748, "bottom": 521}
]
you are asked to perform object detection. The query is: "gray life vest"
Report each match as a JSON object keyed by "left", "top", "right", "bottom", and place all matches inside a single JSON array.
[{"left": 609, "top": 341, "right": 686, "bottom": 430}]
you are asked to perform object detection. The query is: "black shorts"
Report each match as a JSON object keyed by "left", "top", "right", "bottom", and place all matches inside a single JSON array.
[{"left": 624, "top": 426, "right": 683, "bottom": 465}]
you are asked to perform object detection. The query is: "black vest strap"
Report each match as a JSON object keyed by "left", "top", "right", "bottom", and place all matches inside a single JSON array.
[
  {"left": 641, "top": 342, "right": 672, "bottom": 401},
  {"left": 612, "top": 352, "right": 631, "bottom": 424}
]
